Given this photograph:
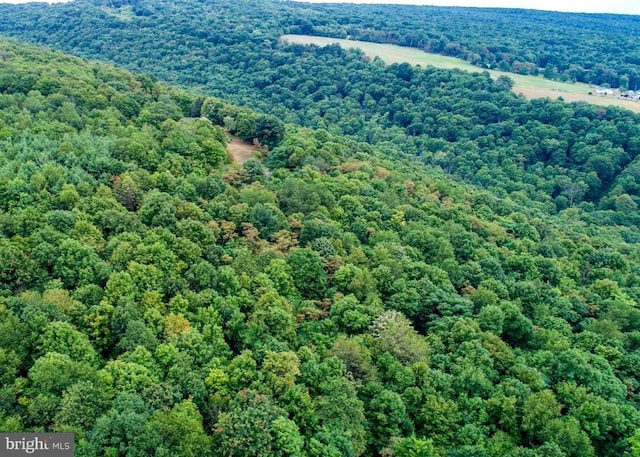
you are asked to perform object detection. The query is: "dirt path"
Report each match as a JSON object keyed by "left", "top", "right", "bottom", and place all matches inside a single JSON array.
[{"left": 227, "top": 136, "right": 257, "bottom": 164}]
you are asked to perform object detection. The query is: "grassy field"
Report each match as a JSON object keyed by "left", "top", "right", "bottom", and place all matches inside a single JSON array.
[{"left": 281, "top": 34, "right": 640, "bottom": 113}]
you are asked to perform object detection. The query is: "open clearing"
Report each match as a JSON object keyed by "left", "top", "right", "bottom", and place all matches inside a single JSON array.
[
  {"left": 282, "top": 34, "right": 640, "bottom": 113},
  {"left": 227, "top": 136, "right": 257, "bottom": 164}
]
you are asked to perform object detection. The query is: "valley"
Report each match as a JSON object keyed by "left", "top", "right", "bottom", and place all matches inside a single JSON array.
[{"left": 282, "top": 34, "right": 640, "bottom": 112}]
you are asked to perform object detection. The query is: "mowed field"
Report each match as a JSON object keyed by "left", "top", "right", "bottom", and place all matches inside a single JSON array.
[{"left": 281, "top": 34, "right": 640, "bottom": 113}]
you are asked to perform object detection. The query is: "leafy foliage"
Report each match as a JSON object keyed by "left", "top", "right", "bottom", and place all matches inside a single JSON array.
[
  {"left": 1, "top": 0, "right": 639, "bottom": 213},
  {"left": 1, "top": 17, "right": 640, "bottom": 457}
]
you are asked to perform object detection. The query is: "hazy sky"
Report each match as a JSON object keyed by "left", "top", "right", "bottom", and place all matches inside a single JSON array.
[{"left": 0, "top": 0, "right": 637, "bottom": 14}]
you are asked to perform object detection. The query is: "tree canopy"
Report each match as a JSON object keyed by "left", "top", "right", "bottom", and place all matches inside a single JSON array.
[{"left": 1, "top": 4, "right": 640, "bottom": 455}]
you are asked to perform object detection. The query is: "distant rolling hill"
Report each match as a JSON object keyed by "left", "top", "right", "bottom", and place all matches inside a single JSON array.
[{"left": 281, "top": 34, "right": 640, "bottom": 113}]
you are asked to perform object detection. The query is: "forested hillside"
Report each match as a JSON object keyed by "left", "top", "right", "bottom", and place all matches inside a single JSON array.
[
  {"left": 2, "top": 0, "right": 639, "bottom": 88},
  {"left": 3, "top": 36, "right": 640, "bottom": 457},
  {"left": 1, "top": 0, "right": 640, "bottom": 215},
  {"left": 292, "top": 4, "right": 640, "bottom": 89}
]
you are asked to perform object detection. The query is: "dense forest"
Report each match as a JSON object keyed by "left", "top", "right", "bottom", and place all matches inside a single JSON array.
[
  {"left": 292, "top": 4, "right": 640, "bottom": 89},
  {"left": 1, "top": 0, "right": 640, "bottom": 88},
  {"left": 2, "top": 34, "right": 640, "bottom": 456},
  {"left": 1, "top": 0, "right": 640, "bottom": 215},
  {"left": 3, "top": 0, "right": 640, "bottom": 456}
]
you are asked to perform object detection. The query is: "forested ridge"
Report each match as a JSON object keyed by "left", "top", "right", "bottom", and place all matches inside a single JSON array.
[
  {"left": 2, "top": 0, "right": 640, "bottom": 215},
  {"left": 3, "top": 0, "right": 640, "bottom": 456},
  {"left": 2, "top": 0, "right": 639, "bottom": 89},
  {"left": 3, "top": 33, "right": 640, "bottom": 456},
  {"left": 291, "top": 4, "right": 640, "bottom": 89}
]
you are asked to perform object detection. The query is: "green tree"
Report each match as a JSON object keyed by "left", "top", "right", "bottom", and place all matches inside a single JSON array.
[
  {"left": 28, "top": 352, "right": 95, "bottom": 397},
  {"left": 262, "top": 350, "right": 301, "bottom": 394},
  {"left": 52, "top": 238, "right": 101, "bottom": 288},
  {"left": 521, "top": 390, "right": 562, "bottom": 443},
  {"left": 38, "top": 321, "right": 98, "bottom": 365},
  {"left": 287, "top": 248, "right": 327, "bottom": 299},
  {"left": 139, "top": 400, "right": 212, "bottom": 457},
  {"left": 254, "top": 114, "right": 285, "bottom": 149},
  {"left": 369, "top": 311, "right": 429, "bottom": 364},
  {"left": 54, "top": 381, "right": 111, "bottom": 431},
  {"left": 87, "top": 392, "right": 150, "bottom": 456},
  {"left": 330, "top": 294, "right": 381, "bottom": 334},
  {"left": 366, "top": 388, "right": 410, "bottom": 451},
  {"left": 201, "top": 97, "right": 224, "bottom": 125},
  {"left": 392, "top": 436, "right": 438, "bottom": 457},
  {"left": 314, "top": 378, "right": 367, "bottom": 457},
  {"left": 249, "top": 203, "right": 288, "bottom": 239},
  {"left": 215, "top": 390, "right": 291, "bottom": 457}
]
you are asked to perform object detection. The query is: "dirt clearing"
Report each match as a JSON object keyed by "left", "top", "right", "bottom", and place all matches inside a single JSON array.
[{"left": 227, "top": 136, "right": 257, "bottom": 164}]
